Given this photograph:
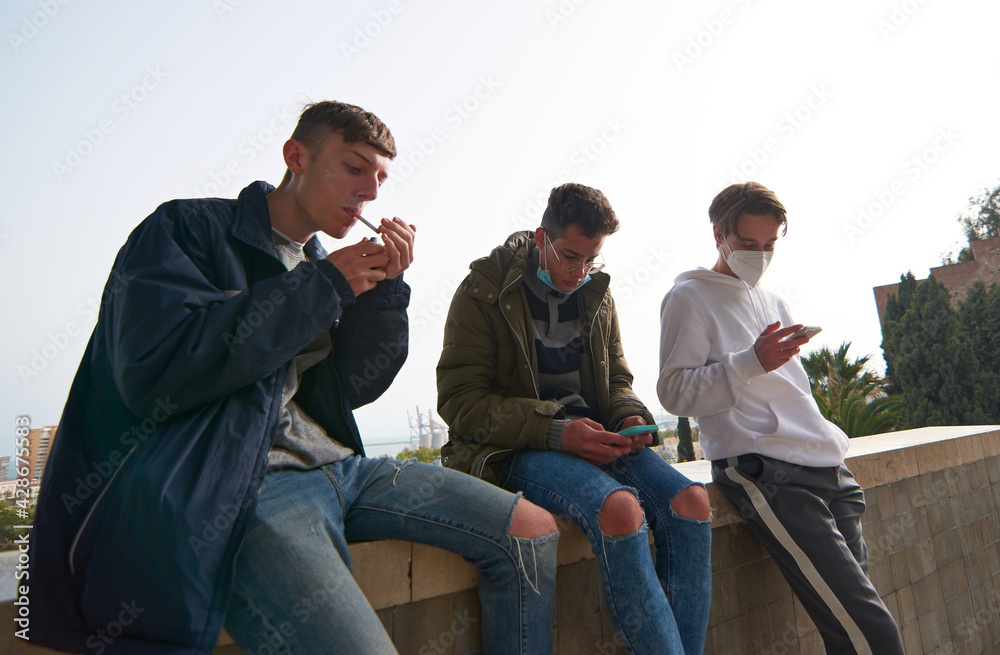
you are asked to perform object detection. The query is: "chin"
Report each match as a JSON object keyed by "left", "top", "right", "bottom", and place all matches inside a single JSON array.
[{"left": 323, "top": 225, "right": 351, "bottom": 240}]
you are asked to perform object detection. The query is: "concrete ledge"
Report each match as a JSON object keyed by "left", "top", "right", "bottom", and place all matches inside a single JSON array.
[{"left": 5, "top": 425, "right": 1000, "bottom": 654}]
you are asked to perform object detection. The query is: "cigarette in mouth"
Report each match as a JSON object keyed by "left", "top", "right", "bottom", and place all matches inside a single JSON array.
[{"left": 353, "top": 212, "right": 380, "bottom": 235}]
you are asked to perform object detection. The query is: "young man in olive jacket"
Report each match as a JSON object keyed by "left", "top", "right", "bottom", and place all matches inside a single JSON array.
[
  {"left": 437, "top": 183, "right": 712, "bottom": 654},
  {"left": 28, "top": 101, "right": 558, "bottom": 655}
]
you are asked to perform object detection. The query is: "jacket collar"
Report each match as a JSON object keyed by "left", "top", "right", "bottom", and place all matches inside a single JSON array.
[
  {"left": 230, "top": 181, "right": 328, "bottom": 260},
  {"left": 468, "top": 230, "right": 610, "bottom": 304}
]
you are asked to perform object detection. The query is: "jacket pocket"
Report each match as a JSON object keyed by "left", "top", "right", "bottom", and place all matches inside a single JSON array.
[{"left": 68, "top": 446, "right": 137, "bottom": 577}]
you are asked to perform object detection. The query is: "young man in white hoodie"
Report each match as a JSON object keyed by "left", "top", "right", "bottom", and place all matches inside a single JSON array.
[{"left": 657, "top": 182, "right": 904, "bottom": 654}]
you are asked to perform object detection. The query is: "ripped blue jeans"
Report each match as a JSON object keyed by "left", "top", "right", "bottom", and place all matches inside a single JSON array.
[
  {"left": 224, "top": 456, "right": 557, "bottom": 655},
  {"left": 499, "top": 448, "right": 711, "bottom": 655}
]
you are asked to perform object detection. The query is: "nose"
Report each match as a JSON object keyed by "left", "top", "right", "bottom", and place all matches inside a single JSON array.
[{"left": 359, "top": 173, "right": 379, "bottom": 202}]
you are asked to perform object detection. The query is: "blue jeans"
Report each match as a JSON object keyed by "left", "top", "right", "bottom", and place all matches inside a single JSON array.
[
  {"left": 224, "top": 456, "right": 557, "bottom": 654},
  {"left": 499, "top": 449, "right": 711, "bottom": 655}
]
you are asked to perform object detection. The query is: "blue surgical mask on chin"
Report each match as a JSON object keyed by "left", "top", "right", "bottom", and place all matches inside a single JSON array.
[{"left": 536, "top": 267, "right": 591, "bottom": 295}]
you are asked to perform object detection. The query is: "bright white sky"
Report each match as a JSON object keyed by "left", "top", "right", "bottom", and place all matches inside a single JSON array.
[{"left": 2, "top": 0, "right": 999, "bottom": 463}]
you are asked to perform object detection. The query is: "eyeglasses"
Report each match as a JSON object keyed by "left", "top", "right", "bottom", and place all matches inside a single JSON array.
[{"left": 545, "top": 234, "right": 605, "bottom": 274}]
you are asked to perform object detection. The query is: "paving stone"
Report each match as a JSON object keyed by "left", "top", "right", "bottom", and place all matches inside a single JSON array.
[
  {"left": 711, "top": 524, "right": 735, "bottom": 573},
  {"left": 392, "top": 594, "right": 460, "bottom": 655},
  {"left": 864, "top": 490, "right": 882, "bottom": 524},
  {"left": 555, "top": 558, "right": 601, "bottom": 625},
  {"left": 795, "top": 629, "right": 825, "bottom": 655},
  {"left": 906, "top": 539, "right": 936, "bottom": 584},
  {"left": 902, "top": 619, "right": 923, "bottom": 654},
  {"left": 912, "top": 571, "right": 945, "bottom": 618},
  {"left": 890, "top": 549, "right": 911, "bottom": 591},
  {"left": 882, "top": 591, "right": 900, "bottom": 626},
  {"left": 897, "top": 583, "right": 918, "bottom": 626},
  {"left": 766, "top": 596, "right": 797, "bottom": 649},
  {"left": 918, "top": 605, "right": 949, "bottom": 651},
  {"left": 940, "top": 557, "right": 971, "bottom": 602},
  {"left": 451, "top": 589, "right": 483, "bottom": 655},
  {"left": 892, "top": 480, "right": 914, "bottom": 516},
  {"left": 875, "top": 483, "right": 898, "bottom": 518},
  {"left": 870, "top": 556, "right": 894, "bottom": 598},
  {"left": 762, "top": 555, "right": 789, "bottom": 605},
  {"left": 412, "top": 542, "right": 478, "bottom": 602},
  {"left": 740, "top": 606, "right": 772, "bottom": 654},
  {"left": 557, "top": 615, "right": 604, "bottom": 655},
  {"left": 945, "top": 591, "right": 975, "bottom": 638},
  {"left": 709, "top": 567, "right": 740, "bottom": 626},
  {"left": 708, "top": 617, "right": 745, "bottom": 655},
  {"left": 731, "top": 522, "right": 763, "bottom": 568},
  {"left": 736, "top": 560, "right": 768, "bottom": 613},
  {"left": 972, "top": 461, "right": 988, "bottom": 490}
]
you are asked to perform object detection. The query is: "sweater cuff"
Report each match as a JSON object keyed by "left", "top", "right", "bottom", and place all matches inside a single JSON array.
[
  {"left": 546, "top": 419, "right": 568, "bottom": 452},
  {"left": 732, "top": 345, "right": 768, "bottom": 380}
]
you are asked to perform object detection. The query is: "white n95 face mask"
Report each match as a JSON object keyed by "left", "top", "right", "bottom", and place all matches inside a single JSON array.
[{"left": 724, "top": 237, "right": 772, "bottom": 288}]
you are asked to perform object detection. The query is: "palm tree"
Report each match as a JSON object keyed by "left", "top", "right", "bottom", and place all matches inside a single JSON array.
[
  {"left": 802, "top": 342, "right": 900, "bottom": 438},
  {"left": 801, "top": 343, "right": 877, "bottom": 391}
]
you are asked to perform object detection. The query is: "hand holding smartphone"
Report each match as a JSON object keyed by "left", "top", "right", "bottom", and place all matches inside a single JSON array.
[
  {"left": 784, "top": 325, "right": 822, "bottom": 341},
  {"left": 618, "top": 425, "right": 659, "bottom": 437}
]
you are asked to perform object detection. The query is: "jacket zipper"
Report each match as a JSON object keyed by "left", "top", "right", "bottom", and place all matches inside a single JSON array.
[
  {"left": 499, "top": 274, "right": 540, "bottom": 398},
  {"left": 68, "top": 445, "right": 138, "bottom": 576}
]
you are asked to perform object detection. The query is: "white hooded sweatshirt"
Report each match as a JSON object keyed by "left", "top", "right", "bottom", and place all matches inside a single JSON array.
[{"left": 657, "top": 268, "right": 848, "bottom": 467}]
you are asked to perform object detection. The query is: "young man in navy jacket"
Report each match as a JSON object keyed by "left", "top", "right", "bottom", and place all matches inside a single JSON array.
[{"left": 29, "top": 101, "right": 558, "bottom": 655}]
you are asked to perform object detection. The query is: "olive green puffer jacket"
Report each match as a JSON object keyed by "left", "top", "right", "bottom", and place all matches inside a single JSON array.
[{"left": 436, "top": 231, "right": 655, "bottom": 484}]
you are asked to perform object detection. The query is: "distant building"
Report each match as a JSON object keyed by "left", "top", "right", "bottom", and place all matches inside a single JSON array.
[
  {"left": 26, "top": 425, "right": 58, "bottom": 483},
  {"left": 0, "top": 478, "right": 39, "bottom": 503},
  {"left": 873, "top": 235, "right": 1000, "bottom": 326},
  {"left": 0, "top": 456, "right": 9, "bottom": 481}
]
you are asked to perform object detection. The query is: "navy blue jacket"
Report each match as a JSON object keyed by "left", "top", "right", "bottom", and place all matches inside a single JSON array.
[{"left": 28, "top": 182, "right": 410, "bottom": 654}]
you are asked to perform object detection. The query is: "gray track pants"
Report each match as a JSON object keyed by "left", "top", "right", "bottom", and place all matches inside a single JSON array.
[{"left": 712, "top": 454, "right": 904, "bottom": 655}]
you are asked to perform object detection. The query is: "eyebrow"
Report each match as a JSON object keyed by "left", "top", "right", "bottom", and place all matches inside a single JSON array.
[
  {"left": 347, "top": 149, "right": 389, "bottom": 182},
  {"left": 347, "top": 149, "right": 374, "bottom": 166},
  {"left": 562, "top": 247, "right": 598, "bottom": 261}
]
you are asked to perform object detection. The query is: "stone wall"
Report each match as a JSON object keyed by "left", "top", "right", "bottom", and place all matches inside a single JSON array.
[
  {"left": 5, "top": 426, "right": 1000, "bottom": 654},
  {"left": 706, "top": 425, "right": 1000, "bottom": 654}
]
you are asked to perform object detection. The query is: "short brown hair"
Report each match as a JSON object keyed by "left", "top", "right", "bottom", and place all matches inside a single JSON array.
[
  {"left": 291, "top": 101, "right": 396, "bottom": 159},
  {"left": 709, "top": 182, "right": 787, "bottom": 238},
  {"left": 541, "top": 183, "right": 620, "bottom": 239}
]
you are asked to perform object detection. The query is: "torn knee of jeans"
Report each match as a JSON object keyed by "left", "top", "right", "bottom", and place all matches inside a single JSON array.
[
  {"left": 599, "top": 522, "right": 648, "bottom": 542},
  {"left": 508, "top": 530, "right": 558, "bottom": 596},
  {"left": 669, "top": 483, "right": 713, "bottom": 523},
  {"left": 597, "top": 488, "right": 644, "bottom": 537},
  {"left": 390, "top": 458, "right": 418, "bottom": 486}
]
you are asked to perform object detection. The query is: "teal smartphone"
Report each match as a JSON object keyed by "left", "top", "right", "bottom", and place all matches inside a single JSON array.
[{"left": 619, "top": 425, "right": 659, "bottom": 437}]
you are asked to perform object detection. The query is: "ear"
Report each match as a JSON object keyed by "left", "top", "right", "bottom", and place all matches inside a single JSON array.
[
  {"left": 282, "top": 139, "right": 308, "bottom": 176},
  {"left": 534, "top": 227, "right": 546, "bottom": 251},
  {"left": 713, "top": 230, "right": 725, "bottom": 247}
]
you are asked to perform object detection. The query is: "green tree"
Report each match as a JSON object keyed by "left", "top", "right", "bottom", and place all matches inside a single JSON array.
[
  {"left": 802, "top": 342, "right": 878, "bottom": 391},
  {"left": 802, "top": 342, "right": 899, "bottom": 438},
  {"left": 0, "top": 505, "right": 35, "bottom": 551},
  {"left": 394, "top": 446, "right": 441, "bottom": 463},
  {"left": 881, "top": 274, "right": 998, "bottom": 427},
  {"left": 812, "top": 380, "right": 901, "bottom": 438},
  {"left": 956, "top": 280, "right": 1000, "bottom": 414},
  {"left": 960, "top": 183, "right": 1000, "bottom": 242},
  {"left": 676, "top": 417, "right": 695, "bottom": 463},
  {"left": 943, "top": 181, "right": 1000, "bottom": 263}
]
